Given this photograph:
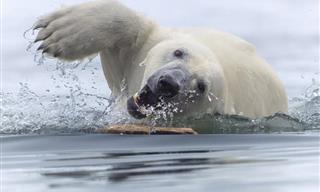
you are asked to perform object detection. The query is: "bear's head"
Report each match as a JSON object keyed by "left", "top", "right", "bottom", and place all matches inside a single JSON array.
[{"left": 127, "top": 38, "right": 226, "bottom": 119}]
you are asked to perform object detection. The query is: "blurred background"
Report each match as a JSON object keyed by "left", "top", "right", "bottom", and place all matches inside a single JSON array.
[{"left": 2, "top": 0, "right": 319, "bottom": 97}]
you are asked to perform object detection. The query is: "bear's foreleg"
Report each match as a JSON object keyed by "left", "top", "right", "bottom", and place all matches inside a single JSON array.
[{"left": 34, "top": 0, "right": 154, "bottom": 61}]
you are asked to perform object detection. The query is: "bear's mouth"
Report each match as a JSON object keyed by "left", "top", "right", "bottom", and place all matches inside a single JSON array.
[
  {"left": 127, "top": 65, "right": 206, "bottom": 119},
  {"left": 127, "top": 93, "right": 147, "bottom": 119},
  {"left": 127, "top": 85, "right": 169, "bottom": 119},
  {"left": 127, "top": 79, "right": 207, "bottom": 119}
]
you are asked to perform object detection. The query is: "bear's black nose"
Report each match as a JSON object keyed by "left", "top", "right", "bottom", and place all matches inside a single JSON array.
[{"left": 156, "top": 75, "right": 180, "bottom": 98}]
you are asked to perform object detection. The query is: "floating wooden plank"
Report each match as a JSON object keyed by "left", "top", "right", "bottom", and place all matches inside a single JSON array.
[{"left": 98, "top": 124, "right": 197, "bottom": 135}]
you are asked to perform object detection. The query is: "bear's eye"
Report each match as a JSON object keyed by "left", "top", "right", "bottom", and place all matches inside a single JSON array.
[
  {"left": 173, "top": 49, "right": 184, "bottom": 58},
  {"left": 197, "top": 80, "right": 206, "bottom": 93}
]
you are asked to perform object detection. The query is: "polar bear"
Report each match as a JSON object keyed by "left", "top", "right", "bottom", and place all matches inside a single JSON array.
[{"left": 34, "top": 0, "right": 288, "bottom": 119}]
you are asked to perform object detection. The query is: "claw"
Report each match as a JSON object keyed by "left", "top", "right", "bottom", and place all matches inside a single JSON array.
[
  {"left": 34, "top": 37, "right": 42, "bottom": 43},
  {"left": 37, "top": 44, "right": 45, "bottom": 51},
  {"left": 33, "top": 22, "right": 47, "bottom": 30},
  {"left": 35, "top": 30, "right": 53, "bottom": 43},
  {"left": 34, "top": 35, "right": 45, "bottom": 43},
  {"left": 53, "top": 49, "right": 62, "bottom": 57},
  {"left": 42, "top": 47, "right": 50, "bottom": 54}
]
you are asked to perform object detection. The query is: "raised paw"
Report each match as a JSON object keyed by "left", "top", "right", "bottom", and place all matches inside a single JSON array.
[{"left": 33, "top": 1, "right": 112, "bottom": 61}]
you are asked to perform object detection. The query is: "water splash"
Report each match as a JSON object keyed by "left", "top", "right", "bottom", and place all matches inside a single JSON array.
[
  {"left": 289, "top": 78, "right": 320, "bottom": 129},
  {"left": 1, "top": 78, "right": 319, "bottom": 134},
  {"left": 1, "top": 83, "right": 109, "bottom": 134},
  {"left": 1, "top": 43, "right": 131, "bottom": 135}
]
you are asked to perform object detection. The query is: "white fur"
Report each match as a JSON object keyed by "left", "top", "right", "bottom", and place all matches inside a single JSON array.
[{"left": 35, "top": 0, "right": 288, "bottom": 118}]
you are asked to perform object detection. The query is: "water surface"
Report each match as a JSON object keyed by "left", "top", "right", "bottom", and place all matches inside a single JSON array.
[{"left": 2, "top": 134, "right": 319, "bottom": 192}]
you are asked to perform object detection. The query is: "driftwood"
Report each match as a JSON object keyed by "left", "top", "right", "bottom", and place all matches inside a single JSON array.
[{"left": 97, "top": 124, "right": 197, "bottom": 135}]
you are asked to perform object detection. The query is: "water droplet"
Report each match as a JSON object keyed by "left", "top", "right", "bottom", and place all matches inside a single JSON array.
[
  {"left": 139, "top": 61, "right": 145, "bottom": 67},
  {"left": 120, "top": 78, "right": 127, "bottom": 93}
]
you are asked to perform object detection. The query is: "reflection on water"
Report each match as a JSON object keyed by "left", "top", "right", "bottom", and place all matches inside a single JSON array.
[
  {"left": 42, "top": 151, "right": 278, "bottom": 183},
  {"left": 3, "top": 134, "right": 319, "bottom": 192}
]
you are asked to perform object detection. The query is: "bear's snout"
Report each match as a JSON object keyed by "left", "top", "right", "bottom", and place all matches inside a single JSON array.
[
  {"left": 127, "top": 66, "right": 190, "bottom": 119},
  {"left": 156, "top": 75, "right": 180, "bottom": 98},
  {"left": 146, "top": 66, "right": 188, "bottom": 96}
]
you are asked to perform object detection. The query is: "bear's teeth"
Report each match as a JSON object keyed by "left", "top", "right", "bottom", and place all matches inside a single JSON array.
[{"left": 133, "top": 92, "right": 140, "bottom": 106}]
